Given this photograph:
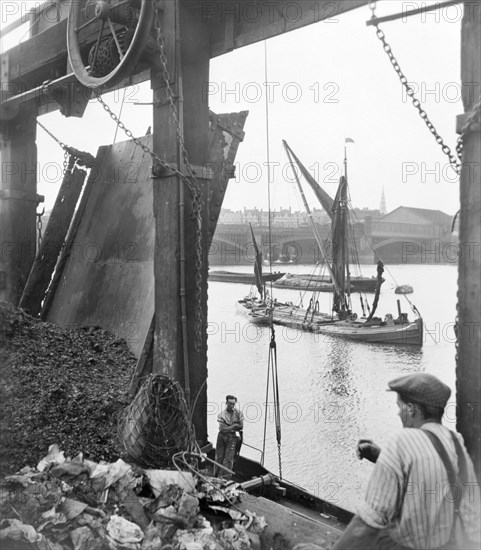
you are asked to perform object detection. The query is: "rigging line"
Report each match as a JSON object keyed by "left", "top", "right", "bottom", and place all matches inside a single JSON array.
[
  {"left": 261, "top": 339, "right": 271, "bottom": 467},
  {"left": 113, "top": 86, "right": 127, "bottom": 144},
  {"left": 264, "top": 40, "right": 274, "bottom": 287},
  {"left": 113, "top": 86, "right": 127, "bottom": 143},
  {"left": 15, "top": 10, "right": 44, "bottom": 44}
]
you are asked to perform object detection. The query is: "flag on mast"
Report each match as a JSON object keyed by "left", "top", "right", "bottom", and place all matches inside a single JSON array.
[{"left": 345, "top": 137, "right": 355, "bottom": 143}]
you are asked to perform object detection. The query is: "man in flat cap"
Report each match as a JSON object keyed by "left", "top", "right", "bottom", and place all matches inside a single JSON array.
[{"left": 333, "top": 372, "right": 480, "bottom": 549}]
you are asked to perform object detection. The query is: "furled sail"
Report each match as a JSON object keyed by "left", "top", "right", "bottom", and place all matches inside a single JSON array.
[
  {"left": 250, "top": 223, "right": 264, "bottom": 299},
  {"left": 282, "top": 142, "right": 334, "bottom": 218}
]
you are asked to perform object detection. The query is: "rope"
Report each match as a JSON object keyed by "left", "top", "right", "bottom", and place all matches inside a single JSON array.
[{"left": 113, "top": 86, "right": 127, "bottom": 144}]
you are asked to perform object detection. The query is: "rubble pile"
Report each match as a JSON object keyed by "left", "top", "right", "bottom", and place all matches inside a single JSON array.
[
  {"left": 0, "top": 303, "right": 136, "bottom": 475},
  {"left": 0, "top": 446, "right": 266, "bottom": 550}
]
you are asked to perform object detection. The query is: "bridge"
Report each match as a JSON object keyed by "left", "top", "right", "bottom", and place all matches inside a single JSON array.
[{"left": 210, "top": 206, "right": 457, "bottom": 265}]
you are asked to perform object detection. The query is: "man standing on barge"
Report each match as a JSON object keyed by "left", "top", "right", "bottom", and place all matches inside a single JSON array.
[
  {"left": 214, "top": 394, "right": 244, "bottom": 479},
  {"left": 333, "top": 373, "right": 480, "bottom": 549}
]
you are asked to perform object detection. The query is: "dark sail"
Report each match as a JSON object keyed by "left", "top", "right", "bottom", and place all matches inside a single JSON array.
[
  {"left": 331, "top": 176, "right": 349, "bottom": 316},
  {"left": 250, "top": 223, "right": 264, "bottom": 299}
]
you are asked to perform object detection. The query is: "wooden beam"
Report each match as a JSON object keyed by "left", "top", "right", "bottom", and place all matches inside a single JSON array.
[
  {"left": 19, "top": 163, "right": 90, "bottom": 315},
  {"left": 1, "top": 1, "right": 370, "bottom": 113},
  {"left": 457, "top": 0, "right": 481, "bottom": 481},
  {"left": 207, "top": 0, "right": 371, "bottom": 58},
  {"left": 152, "top": 0, "right": 211, "bottom": 443},
  {"left": 0, "top": 107, "right": 38, "bottom": 305}
]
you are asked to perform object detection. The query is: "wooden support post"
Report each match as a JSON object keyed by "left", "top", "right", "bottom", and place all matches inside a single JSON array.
[
  {"left": 19, "top": 164, "right": 89, "bottom": 315},
  {"left": 457, "top": 1, "right": 480, "bottom": 480},
  {"left": 0, "top": 108, "right": 39, "bottom": 305},
  {"left": 152, "top": 0, "right": 210, "bottom": 444}
]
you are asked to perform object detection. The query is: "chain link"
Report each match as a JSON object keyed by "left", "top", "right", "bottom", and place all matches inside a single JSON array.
[
  {"left": 93, "top": 2, "right": 205, "bottom": 351},
  {"left": 36, "top": 208, "right": 44, "bottom": 250},
  {"left": 368, "top": 1, "right": 481, "bottom": 175},
  {"left": 153, "top": 2, "right": 205, "bottom": 351},
  {"left": 371, "top": 22, "right": 462, "bottom": 174}
]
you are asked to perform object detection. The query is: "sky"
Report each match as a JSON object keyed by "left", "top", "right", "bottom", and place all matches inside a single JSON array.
[{"left": 1, "top": 0, "right": 465, "bottom": 216}]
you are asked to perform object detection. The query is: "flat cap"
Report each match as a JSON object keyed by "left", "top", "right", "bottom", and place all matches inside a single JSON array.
[{"left": 387, "top": 373, "right": 451, "bottom": 409}]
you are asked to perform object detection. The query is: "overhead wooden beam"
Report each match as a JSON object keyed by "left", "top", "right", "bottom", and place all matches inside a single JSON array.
[
  {"left": 1, "top": 0, "right": 370, "bottom": 114},
  {"left": 206, "top": 0, "right": 371, "bottom": 58}
]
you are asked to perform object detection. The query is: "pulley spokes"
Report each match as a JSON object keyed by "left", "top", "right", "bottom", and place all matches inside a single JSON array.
[{"left": 67, "top": 0, "right": 153, "bottom": 88}]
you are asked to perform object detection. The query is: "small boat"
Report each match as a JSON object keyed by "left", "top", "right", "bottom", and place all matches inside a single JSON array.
[
  {"left": 236, "top": 295, "right": 271, "bottom": 325},
  {"left": 395, "top": 284, "right": 414, "bottom": 294},
  {"left": 273, "top": 273, "right": 382, "bottom": 293},
  {"left": 209, "top": 270, "right": 284, "bottom": 284},
  {"left": 278, "top": 140, "right": 423, "bottom": 346},
  {"left": 316, "top": 314, "right": 423, "bottom": 345}
]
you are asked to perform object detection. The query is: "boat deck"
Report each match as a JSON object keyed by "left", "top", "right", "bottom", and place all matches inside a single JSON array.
[{"left": 236, "top": 494, "right": 345, "bottom": 548}]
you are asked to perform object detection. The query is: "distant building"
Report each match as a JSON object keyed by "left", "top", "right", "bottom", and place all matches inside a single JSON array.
[
  {"left": 369, "top": 206, "right": 457, "bottom": 264},
  {"left": 380, "top": 187, "right": 387, "bottom": 215},
  {"left": 211, "top": 206, "right": 457, "bottom": 265}
]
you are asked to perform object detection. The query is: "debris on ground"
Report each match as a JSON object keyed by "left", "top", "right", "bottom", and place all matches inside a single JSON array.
[
  {"left": 0, "top": 447, "right": 266, "bottom": 550},
  {"left": 0, "top": 302, "right": 136, "bottom": 476}
]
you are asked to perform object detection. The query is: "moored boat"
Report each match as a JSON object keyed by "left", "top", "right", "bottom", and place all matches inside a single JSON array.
[
  {"left": 278, "top": 140, "right": 423, "bottom": 346},
  {"left": 210, "top": 270, "right": 285, "bottom": 284},
  {"left": 273, "top": 272, "right": 381, "bottom": 293},
  {"left": 316, "top": 315, "right": 423, "bottom": 345},
  {"left": 395, "top": 284, "right": 414, "bottom": 294}
]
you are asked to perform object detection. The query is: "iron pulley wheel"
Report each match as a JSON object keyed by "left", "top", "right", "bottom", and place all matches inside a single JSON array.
[{"left": 67, "top": 0, "right": 154, "bottom": 88}]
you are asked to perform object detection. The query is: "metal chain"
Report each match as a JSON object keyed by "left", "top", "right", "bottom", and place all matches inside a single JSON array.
[
  {"left": 93, "top": 3, "right": 205, "bottom": 351},
  {"left": 153, "top": 1, "right": 205, "bottom": 352},
  {"left": 368, "top": 1, "right": 463, "bottom": 175},
  {"left": 456, "top": 94, "right": 481, "bottom": 163},
  {"left": 36, "top": 118, "right": 69, "bottom": 151},
  {"left": 36, "top": 208, "right": 44, "bottom": 250}
]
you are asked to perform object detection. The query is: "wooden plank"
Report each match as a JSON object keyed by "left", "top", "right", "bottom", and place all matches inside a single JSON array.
[
  {"left": 236, "top": 495, "right": 343, "bottom": 548},
  {"left": 129, "top": 316, "right": 155, "bottom": 398},
  {"left": 19, "top": 165, "right": 88, "bottom": 315},
  {"left": 41, "top": 147, "right": 108, "bottom": 320},
  {"left": 152, "top": 1, "right": 212, "bottom": 443},
  {"left": 206, "top": 110, "right": 248, "bottom": 244},
  {"left": 0, "top": 107, "right": 38, "bottom": 305},
  {"left": 1, "top": 1, "right": 370, "bottom": 107},
  {"left": 202, "top": 0, "right": 370, "bottom": 58},
  {"left": 457, "top": 0, "right": 481, "bottom": 480}
]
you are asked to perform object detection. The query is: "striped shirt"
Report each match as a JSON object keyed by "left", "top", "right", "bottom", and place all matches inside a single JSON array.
[{"left": 357, "top": 423, "right": 480, "bottom": 548}]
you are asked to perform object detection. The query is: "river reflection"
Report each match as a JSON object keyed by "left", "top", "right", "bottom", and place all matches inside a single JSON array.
[{"left": 206, "top": 264, "right": 457, "bottom": 511}]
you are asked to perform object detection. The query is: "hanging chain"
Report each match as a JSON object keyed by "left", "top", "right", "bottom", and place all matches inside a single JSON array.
[
  {"left": 368, "top": 1, "right": 481, "bottom": 176},
  {"left": 36, "top": 208, "right": 45, "bottom": 250},
  {"left": 93, "top": 2, "right": 205, "bottom": 351},
  {"left": 369, "top": 0, "right": 480, "bottom": 396},
  {"left": 456, "top": 94, "right": 481, "bottom": 164},
  {"left": 153, "top": 1, "right": 204, "bottom": 351}
]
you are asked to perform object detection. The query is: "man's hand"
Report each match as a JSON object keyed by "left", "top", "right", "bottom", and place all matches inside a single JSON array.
[{"left": 357, "top": 439, "right": 381, "bottom": 463}]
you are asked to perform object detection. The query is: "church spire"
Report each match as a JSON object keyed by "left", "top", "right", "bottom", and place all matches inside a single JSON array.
[{"left": 380, "top": 186, "right": 387, "bottom": 215}]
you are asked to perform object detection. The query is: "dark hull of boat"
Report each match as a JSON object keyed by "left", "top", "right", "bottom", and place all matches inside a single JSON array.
[
  {"left": 236, "top": 299, "right": 271, "bottom": 324},
  {"left": 207, "top": 449, "right": 350, "bottom": 545},
  {"left": 209, "top": 270, "right": 285, "bottom": 284},
  {"left": 273, "top": 274, "right": 383, "bottom": 293},
  {"left": 317, "top": 317, "right": 423, "bottom": 345}
]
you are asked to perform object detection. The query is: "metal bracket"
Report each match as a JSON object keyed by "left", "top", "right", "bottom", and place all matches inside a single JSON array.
[
  {"left": 151, "top": 161, "right": 214, "bottom": 180},
  {"left": 456, "top": 113, "right": 480, "bottom": 134},
  {"left": 0, "top": 190, "right": 45, "bottom": 203}
]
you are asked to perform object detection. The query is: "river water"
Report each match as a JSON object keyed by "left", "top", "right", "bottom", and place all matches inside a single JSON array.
[{"left": 205, "top": 263, "right": 458, "bottom": 512}]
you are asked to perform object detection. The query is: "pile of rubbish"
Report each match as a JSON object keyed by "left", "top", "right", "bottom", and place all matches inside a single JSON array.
[
  {"left": 0, "top": 445, "right": 266, "bottom": 550},
  {"left": 0, "top": 303, "right": 136, "bottom": 475}
]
